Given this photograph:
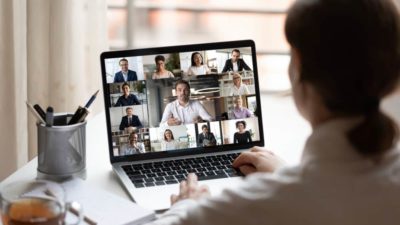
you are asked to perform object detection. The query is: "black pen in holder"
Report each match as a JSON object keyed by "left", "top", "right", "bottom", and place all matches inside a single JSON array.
[{"left": 68, "top": 106, "right": 89, "bottom": 125}]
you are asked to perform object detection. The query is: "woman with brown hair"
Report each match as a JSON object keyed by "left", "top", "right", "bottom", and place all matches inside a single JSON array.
[
  {"left": 233, "top": 120, "right": 252, "bottom": 144},
  {"left": 161, "top": 129, "right": 179, "bottom": 151},
  {"left": 149, "top": 0, "right": 400, "bottom": 224},
  {"left": 152, "top": 55, "right": 174, "bottom": 79}
]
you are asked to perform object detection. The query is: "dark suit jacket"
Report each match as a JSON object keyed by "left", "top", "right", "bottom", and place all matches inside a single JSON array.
[
  {"left": 221, "top": 59, "right": 251, "bottom": 72},
  {"left": 198, "top": 132, "right": 217, "bottom": 147},
  {"left": 115, "top": 94, "right": 141, "bottom": 106},
  {"left": 119, "top": 115, "right": 143, "bottom": 131},
  {"left": 114, "top": 70, "right": 138, "bottom": 83}
]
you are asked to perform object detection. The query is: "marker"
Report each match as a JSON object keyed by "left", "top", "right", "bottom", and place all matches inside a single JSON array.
[
  {"left": 33, "top": 104, "right": 46, "bottom": 121},
  {"left": 45, "top": 107, "right": 54, "bottom": 127},
  {"left": 68, "top": 90, "right": 99, "bottom": 125},
  {"left": 26, "top": 102, "right": 46, "bottom": 124},
  {"left": 68, "top": 106, "right": 89, "bottom": 125}
]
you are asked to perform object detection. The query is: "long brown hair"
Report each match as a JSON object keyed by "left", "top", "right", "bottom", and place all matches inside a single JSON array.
[
  {"left": 164, "top": 129, "right": 175, "bottom": 141},
  {"left": 285, "top": 0, "right": 400, "bottom": 160}
]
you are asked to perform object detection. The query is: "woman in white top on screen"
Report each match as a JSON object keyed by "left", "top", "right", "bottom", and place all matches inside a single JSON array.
[
  {"left": 147, "top": 0, "right": 400, "bottom": 224},
  {"left": 229, "top": 73, "right": 249, "bottom": 96},
  {"left": 187, "top": 52, "right": 211, "bottom": 76},
  {"left": 152, "top": 55, "right": 175, "bottom": 79},
  {"left": 161, "top": 129, "right": 179, "bottom": 151}
]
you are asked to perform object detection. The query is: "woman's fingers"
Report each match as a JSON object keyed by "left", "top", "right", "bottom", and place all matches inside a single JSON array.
[
  {"left": 171, "top": 194, "right": 179, "bottom": 205},
  {"left": 187, "top": 173, "right": 199, "bottom": 196},
  {"left": 179, "top": 180, "right": 187, "bottom": 197},
  {"left": 249, "top": 146, "right": 266, "bottom": 152},
  {"left": 232, "top": 151, "right": 260, "bottom": 168},
  {"left": 238, "top": 164, "right": 257, "bottom": 175},
  {"left": 199, "top": 185, "right": 211, "bottom": 196},
  {"left": 233, "top": 147, "right": 284, "bottom": 174},
  {"left": 171, "top": 173, "right": 210, "bottom": 206}
]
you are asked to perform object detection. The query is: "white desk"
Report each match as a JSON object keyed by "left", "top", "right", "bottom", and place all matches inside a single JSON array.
[{"left": 0, "top": 94, "right": 309, "bottom": 198}]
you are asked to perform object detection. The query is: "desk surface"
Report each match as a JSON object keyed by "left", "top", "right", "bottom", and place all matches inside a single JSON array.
[{"left": 0, "top": 94, "right": 309, "bottom": 199}]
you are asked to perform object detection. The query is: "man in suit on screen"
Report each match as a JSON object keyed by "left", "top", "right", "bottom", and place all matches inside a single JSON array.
[
  {"left": 119, "top": 107, "right": 143, "bottom": 131},
  {"left": 114, "top": 58, "right": 138, "bottom": 83},
  {"left": 221, "top": 49, "right": 252, "bottom": 73}
]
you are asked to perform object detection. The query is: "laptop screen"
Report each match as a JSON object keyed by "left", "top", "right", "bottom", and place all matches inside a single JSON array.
[{"left": 100, "top": 40, "right": 264, "bottom": 163}]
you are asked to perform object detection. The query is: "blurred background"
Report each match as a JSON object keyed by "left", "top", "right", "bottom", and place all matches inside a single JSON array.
[{"left": 107, "top": 0, "right": 294, "bottom": 91}]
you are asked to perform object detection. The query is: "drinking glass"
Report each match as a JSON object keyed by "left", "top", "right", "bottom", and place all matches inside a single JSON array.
[{"left": 0, "top": 180, "right": 82, "bottom": 225}]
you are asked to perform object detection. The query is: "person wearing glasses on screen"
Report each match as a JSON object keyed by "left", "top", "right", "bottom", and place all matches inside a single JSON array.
[
  {"left": 229, "top": 73, "right": 250, "bottom": 96},
  {"left": 114, "top": 58, "right": 138, "bottom": 83},
  {"left": 114, "top": 83, "right": 141, "bottom": 106},
  {"left": 221, "top": 49, "right": 252, "bottom": 73},
  {"left": 160, "top": 80, "right": 213, "bottom": 126},
  {"left": 148, "top": 0, "right": 400, "bottom": 224},
  {"left": 187, "top": 52, "right": 211, "bottom": 76},
  {"left": 152, "top": 55, "right": 175, "bottom": 79}
]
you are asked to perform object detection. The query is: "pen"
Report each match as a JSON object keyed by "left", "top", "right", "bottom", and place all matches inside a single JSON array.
[
  {"left": 45, "top": 107, "right": 54, "bottom": 127},
  {"left": 33, "top": 104, "right": 46, "bottom": 121},
  {"left": 26, "top": 102, "right": 46, "bottom": 124},
  {"left": 68, "top": 90, "right": 99, "bottom": 125},
  {"left": 84, "top": 90, "right": 99, "bottom": 108}
]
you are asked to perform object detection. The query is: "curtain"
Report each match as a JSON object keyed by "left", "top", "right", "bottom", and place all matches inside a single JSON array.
[{"left": 0, "top": 0, "right": 108, "bottom": 180}]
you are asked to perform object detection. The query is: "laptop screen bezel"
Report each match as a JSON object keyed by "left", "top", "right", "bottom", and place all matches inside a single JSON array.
[{"left": 100, "top": 40, "right": 264, "bottom": 163}]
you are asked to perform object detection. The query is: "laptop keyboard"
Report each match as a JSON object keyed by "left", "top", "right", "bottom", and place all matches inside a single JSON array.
[{"left": 121, "top": 152, "right": 243, "bottom": 188}]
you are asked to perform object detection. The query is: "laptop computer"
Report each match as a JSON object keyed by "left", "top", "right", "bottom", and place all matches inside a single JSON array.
[{"left": 100, "top": 40, "right": 264, "bottom": 211}]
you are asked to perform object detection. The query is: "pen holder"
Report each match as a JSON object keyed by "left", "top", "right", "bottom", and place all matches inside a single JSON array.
[{"left": 37, "top": 113, "right": 87, "bottom": 181}]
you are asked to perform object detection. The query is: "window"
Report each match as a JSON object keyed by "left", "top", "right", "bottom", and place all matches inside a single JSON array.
[{"left": 107, "top": 0, "right": 293, "bottom": 91}]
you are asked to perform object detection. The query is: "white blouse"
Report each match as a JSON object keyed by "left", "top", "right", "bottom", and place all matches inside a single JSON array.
[
  {"left": 152, "top": 71, "right": 175, "bottom": 79},
  {"left": 148, "top": 117, "right": 400, "bottom": 225},
  {"left": 229, "top": 84, "right": 250, "bottom": 96},
  {"left": 187, "top": 65, "right": 210, "bottom": 76},
  {"left": 161, "top": 139, "right": 180, "bottom": 151}
]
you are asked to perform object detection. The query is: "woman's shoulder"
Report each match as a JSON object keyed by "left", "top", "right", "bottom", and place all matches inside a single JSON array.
[{"left": 167, "top": 71, "right": 174, "bottom": 77}]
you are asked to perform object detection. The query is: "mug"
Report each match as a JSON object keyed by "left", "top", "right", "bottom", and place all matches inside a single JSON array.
[{"left": 0, "top": 180, "right": 82, "bottom": 225}]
